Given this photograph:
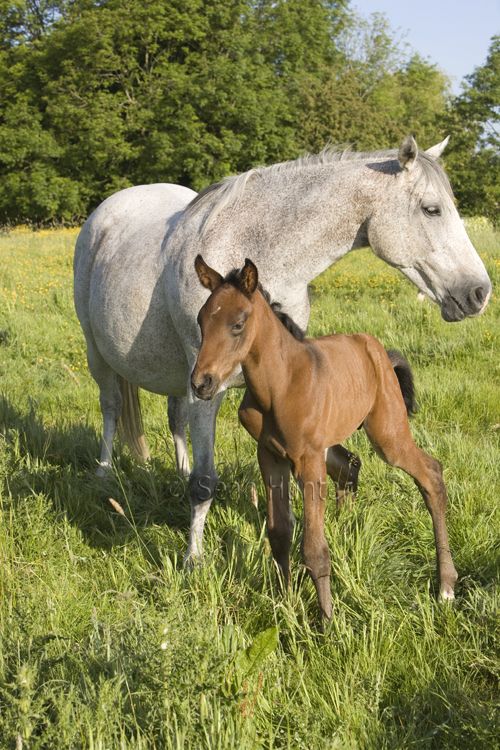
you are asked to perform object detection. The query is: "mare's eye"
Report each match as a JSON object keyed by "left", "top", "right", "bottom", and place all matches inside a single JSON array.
[
  {"left": 423, "top": 205, "right": 441, "bottom": 217},
  {"left": 232, "top": 321, "right": 245, "bottom": 333}
]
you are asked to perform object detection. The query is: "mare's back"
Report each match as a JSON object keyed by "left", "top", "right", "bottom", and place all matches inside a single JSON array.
[
  {"left": 75, "top": 184, "right": 196, "bottom": 278},
  {"left": 74, "top": 183, "right": 197, "bottom": 323}
]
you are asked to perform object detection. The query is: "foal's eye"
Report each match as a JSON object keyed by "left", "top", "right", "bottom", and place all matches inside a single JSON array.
[
  {"left": 423, "top": 205, "right": 441, "bottom": 217},
  {"left": 232, "top": 322, "right": 245, "bottom": 333}
]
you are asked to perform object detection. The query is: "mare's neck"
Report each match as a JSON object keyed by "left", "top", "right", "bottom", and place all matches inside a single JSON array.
[
  {"left": 241, "top": 295, "right": 309, "bottom": 413},
  {"left": 225, "top": 161, "right": 375, "bottom": 285}
]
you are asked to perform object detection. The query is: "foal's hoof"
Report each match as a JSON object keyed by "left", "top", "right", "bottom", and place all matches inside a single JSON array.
[{"left": 438, "top": 584, "right": 456, "bottom": 603}]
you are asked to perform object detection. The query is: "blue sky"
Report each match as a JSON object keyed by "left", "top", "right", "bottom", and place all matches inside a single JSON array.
[{"left": 352, "top": 0, "right": 500, "bottom": 94}]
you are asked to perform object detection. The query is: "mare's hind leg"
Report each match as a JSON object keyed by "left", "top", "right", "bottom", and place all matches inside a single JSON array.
[
  {"left": 326, "top": 445, "right": 361, "bottom": 509},
  {"left": 364, "top": 412, "right": 458, "bottom": 601},
  {"left": 168, "top": 396, "right": 190, "bottom": 476},
  {"left": 86, "top": 338, "right": 122, "bottom": 477},
  {"left": 257, "top": 445, "right": 292, "bottom": 592}
]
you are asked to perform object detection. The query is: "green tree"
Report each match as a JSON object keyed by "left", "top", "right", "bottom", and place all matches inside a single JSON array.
[
  {"left": 296, "top": 13, "right": 450, "bottom": 153},
  {"left": 0, "top": 0, "right": 350, "bottom": 222},
  {"left": 441, "top": 35, "right": 500, "bottom": 222}
]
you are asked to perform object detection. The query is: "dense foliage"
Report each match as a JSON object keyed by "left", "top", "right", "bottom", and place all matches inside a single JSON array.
[
  {"left": 0, "top": 0, "right": 457, "bottom": 223},
  {"left": 297, "top": 14, "right": 451, "bottom": 153},
  {"left": 0, "top": 1, "right": 497, "bottom": 223},
  {"left": 0, "top": 0, "right": 344, "bottom": 221},
  {"left": 440, "top": 35, "right": 500, "bottom": 224}
]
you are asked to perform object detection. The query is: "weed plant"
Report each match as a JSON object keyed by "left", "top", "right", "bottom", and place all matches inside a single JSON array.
[{"left": 0, "top": 226, "right": 499, "bottom": 748}]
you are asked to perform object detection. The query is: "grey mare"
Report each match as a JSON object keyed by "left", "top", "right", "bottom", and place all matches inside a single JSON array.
[{"left": 74, "top": 135, "right": 491, "bottom": 563}]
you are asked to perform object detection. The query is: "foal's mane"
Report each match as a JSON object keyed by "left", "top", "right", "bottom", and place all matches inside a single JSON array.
[
  {"left": 223, "top": 268, "right": 305, "bottom": 342},
  {"left": 184, "top": 145, "right": 454, "bottom": 235}
]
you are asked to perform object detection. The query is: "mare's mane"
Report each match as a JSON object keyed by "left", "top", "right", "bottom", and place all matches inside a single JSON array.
[
  {"left": 184, "top": 145, "right": 454, "bottom": 235},
  {"left": 222, "top": 268, "right": 305, "bottom": 342}
]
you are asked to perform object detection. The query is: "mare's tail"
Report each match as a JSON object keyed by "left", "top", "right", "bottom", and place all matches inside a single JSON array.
[
  {"left": 117, "top": 375, "right": 151, "bottom": 463},
  {"left": 386, "top": 350, "right": 417, "bottom": 417}
]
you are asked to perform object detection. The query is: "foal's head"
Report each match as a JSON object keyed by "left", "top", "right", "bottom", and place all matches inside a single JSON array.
[{"left": 191, "top": 255, "right": 260, "bottom": 400}]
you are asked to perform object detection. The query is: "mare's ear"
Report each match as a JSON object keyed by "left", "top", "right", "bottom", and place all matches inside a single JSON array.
[
  {"left": 398, "top": 134, "right": 418, "bottom": 172},
  {"left": 425, "top": 135, "right": 450, "bottom": 158},
  {"left": 239, "top": 258, "right": 259, "bottom": 297},
  {"left": 195, "top": 254, "right": 223, "bottom": 291}
]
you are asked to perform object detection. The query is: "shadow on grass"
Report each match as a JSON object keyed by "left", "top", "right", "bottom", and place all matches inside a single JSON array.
[
  {"left": 0, "top": 394, "right": 193, "bottom": 552},
  {"left": 0, "top": 394, "right": 266, "bottom": 566}
]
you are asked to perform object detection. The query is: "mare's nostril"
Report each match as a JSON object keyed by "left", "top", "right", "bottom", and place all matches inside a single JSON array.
[
  {"left": 473, "top": 286, "right": 484, "bottom": 305},
  {"left": 204, "top": 373, "right": 213, "bottom": 390},
  {"left": 467, "top": 285, "right": 488, "bottom": 311}
]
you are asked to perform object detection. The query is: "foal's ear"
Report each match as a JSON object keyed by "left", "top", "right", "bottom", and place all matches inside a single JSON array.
[
  {"left": 195, "top": 255, "right": 223, "bottom": 291},
  {"left": 398, "top": 134, "right": 418, "bottom": 173},
  {"left": 239, "top": 258, "right": 258, "bottom": 297}
]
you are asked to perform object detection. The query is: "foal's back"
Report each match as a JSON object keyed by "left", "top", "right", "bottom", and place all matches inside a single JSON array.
[{"left": 305, "top": 332, "right": 407, "bottom": 447}]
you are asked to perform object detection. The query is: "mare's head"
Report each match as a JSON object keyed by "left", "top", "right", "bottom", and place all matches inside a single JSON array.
[
  {"left": 191, "top": 255, "right": 260, "bottom": 400},
  {"left": 366, "top": 135, "right": 491, "bottom": 322}
]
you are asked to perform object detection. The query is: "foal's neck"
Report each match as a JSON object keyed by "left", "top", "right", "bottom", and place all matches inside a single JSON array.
[{"left": 241, "top": 294, "right": 309, "bottom": 412}]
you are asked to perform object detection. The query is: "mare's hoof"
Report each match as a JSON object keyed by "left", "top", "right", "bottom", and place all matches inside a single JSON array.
[
  {"left": 96, "top": 462, "right": 113, "bottom": 478},
  {"left": 183, "top": 551, "right": 203, "bottom": 572}
]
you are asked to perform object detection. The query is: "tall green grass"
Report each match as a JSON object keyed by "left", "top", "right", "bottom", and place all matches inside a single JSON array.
[{"left": 0, "top": 225, "right": 499, "bottom": 748}]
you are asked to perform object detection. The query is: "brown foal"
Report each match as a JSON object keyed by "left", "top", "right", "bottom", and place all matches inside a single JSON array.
[{"left": 191, "top": 256, "right": 458, "bottom": 622}]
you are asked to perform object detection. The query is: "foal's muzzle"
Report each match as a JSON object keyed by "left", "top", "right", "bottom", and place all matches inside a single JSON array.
[{"left": 191, "top": 371, "right": 219, "bottom": 400}]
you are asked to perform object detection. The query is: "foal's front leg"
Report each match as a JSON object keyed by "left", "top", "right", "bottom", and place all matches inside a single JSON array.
[
  {"left": 257, "top": 444, "right": 292, "bottom": 592},
  {"left": 298, "top": 454, "right": 332, "bottom": 622},
  {"left": 326, "top": 444, "right": 361, "bottom": 509}
]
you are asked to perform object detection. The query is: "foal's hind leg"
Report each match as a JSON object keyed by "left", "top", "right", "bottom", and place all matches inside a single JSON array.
[
  {"left": 257, "top": 445, "right": 292, "bottom": 592},
  {"left": 364, "top": 413, "right": 458, "bottom": 601},
  {"left": 168, "top": 396, "right": 190, "bottom": 476},
  {"left": 86, "top": 339, "right": 122, "bottom": 477},
  {"left": 326, "top": 445, "right": 361, "bottom": 509}
]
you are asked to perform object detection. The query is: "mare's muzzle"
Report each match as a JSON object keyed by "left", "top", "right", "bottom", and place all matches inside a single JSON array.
[
  {"left": 191, "top": 371, "right": 219, "bottom": 400},
  {"left": 441, "top": 282, "right": 491, "bottom": 322}
]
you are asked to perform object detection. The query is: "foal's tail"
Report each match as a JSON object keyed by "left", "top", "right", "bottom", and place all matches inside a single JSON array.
[
  {"left": 386, "top": 350, "right": 418, "bottom": 417},
  {"left": 117, "top": 375, "right": 151, "bottom": 464}
]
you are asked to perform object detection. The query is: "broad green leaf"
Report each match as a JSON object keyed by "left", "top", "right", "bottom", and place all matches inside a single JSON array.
[{"left": 233, "top": 626, "right": 278, "bottom": 684}]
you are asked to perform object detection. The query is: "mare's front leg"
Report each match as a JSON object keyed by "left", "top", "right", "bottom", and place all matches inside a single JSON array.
[
  {"left": 326, "top": 445, "right": 361, "bottom": 509},
  {"left": 168, "top": 396, "right": 190, "bottom": 476},
  {"left": 257, "top": 445, "right": 292, "bottom": 592},
  {"left": 298, "top": 454, "right": 332, "bottom": 622},
  {"left": 184, "top": 387, "right": 225, "bottom": 564}
]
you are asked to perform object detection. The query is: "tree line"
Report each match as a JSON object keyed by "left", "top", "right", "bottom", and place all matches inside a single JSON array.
[{"left": 0, "top": 0, "right": 498, "bottom": 224}]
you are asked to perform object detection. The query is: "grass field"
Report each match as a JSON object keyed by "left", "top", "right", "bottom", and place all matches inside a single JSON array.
[{"left": 0, "top": 223, "right": 499, "bottom": 749}]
